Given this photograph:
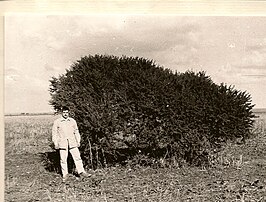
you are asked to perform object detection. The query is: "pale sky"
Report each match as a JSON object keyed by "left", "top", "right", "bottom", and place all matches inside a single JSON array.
[{"left": 4, "top": 15, "right": 266, "bottom": 114}]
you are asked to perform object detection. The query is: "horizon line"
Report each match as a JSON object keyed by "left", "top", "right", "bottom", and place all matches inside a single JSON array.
[{"left": 4, "top": 107, "right": 266, "bottom": 116}]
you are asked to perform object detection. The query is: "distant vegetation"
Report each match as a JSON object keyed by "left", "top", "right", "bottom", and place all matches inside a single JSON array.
[
  {"left": 49, "top": 54, "right": 255, "bottom": 168},
  {"left": 5, "top": 112, "right": 54, "bottom": 117}
]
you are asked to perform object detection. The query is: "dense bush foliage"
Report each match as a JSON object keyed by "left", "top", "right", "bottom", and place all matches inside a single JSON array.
[{"left": 49, "top": 54, "right": 255, "bottom": 168}]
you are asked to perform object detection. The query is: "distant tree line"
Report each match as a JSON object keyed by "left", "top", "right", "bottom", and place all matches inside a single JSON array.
[{"left": 5, "top": 112, "right": 54, "bottom": 116}]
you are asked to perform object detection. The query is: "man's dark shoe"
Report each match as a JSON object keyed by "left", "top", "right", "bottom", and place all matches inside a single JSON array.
[{"left": 78, "top": 172, "right": 91, "bottom": 179}]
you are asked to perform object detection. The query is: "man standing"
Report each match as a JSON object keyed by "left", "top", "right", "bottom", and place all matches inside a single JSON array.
[{"left": 52, "top": 106, "right": 90, "bottom": 182}]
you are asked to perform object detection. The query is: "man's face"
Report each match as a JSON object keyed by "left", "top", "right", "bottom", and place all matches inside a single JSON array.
[{"left": 62, "top": 110, "right": 69, "bottom": 119}]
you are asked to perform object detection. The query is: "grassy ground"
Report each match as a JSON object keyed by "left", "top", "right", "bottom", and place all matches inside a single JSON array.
[{"left": 5, "top": 114, "right": 266, "bottom": 201}]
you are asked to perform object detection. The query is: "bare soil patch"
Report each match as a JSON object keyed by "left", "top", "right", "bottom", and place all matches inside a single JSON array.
[{"left": 5, "top": 115, "right": 266, "bottom": 201}]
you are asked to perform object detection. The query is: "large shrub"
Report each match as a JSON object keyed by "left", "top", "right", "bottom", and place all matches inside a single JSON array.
[{"left": 49, "top": 54, "right": 255, "bottom": 168}]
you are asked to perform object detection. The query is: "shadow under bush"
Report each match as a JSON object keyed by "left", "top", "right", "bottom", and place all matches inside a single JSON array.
[{"left": 40, "top": 150, "right": 75, "bottom": 174}]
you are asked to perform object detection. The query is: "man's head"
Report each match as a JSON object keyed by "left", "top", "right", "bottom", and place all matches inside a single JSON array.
[{"left": 61, "top": 106, "right": 70, "bottom": 119}]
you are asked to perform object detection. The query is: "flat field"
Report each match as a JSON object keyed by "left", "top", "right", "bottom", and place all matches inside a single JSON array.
[{"left": 4, "top": 113, "right": 266, "bottom": 202}]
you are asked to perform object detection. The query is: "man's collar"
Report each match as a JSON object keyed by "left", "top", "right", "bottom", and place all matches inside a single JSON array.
[{"left": 60, "top": 117, "right": 71, "bottom": 122}]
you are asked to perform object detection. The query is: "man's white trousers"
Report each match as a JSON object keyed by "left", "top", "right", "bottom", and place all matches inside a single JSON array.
[{"left": 59, "top": 147, "right": 85, "bottom": 177}]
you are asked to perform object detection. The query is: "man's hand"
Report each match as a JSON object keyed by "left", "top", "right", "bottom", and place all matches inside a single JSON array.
[{"left": 53, "top": 142, "right": 59, "bottom": 150}]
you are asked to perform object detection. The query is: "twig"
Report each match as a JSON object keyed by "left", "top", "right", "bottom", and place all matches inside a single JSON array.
[
  {"left": 96, "top": 145, "right": 99, "bottom": 169},
  {"left": 102, "top": 147, "right": 107, "bottom": 168},
  {"left": 88, "top": 139, "right": 93, "bottom": 169}
]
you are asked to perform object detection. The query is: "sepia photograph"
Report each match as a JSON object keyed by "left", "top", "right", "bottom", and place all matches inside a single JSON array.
[{"left": 4, "top": 14, "right": 266, "bottom": 201}]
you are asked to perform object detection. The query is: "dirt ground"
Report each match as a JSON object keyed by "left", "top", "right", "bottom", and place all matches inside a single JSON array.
[{"left": 4, "top": 115, "right": 266, "bottom": 202}]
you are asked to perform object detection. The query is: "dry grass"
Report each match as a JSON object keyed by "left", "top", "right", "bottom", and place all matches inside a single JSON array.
[
  {"left": 5, "top": 115, "right": 57, "bottom": 155},
  {"left": 4, "top": 114, "right": 266, "bottom": 201}
]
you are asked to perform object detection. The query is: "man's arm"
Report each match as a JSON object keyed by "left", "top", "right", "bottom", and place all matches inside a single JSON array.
[
  {"left": 52, "top": 120, "right": 59, "bottom": 149},
  {"left": 73, "top": 119, "right": 81, "bottom": 146}
]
